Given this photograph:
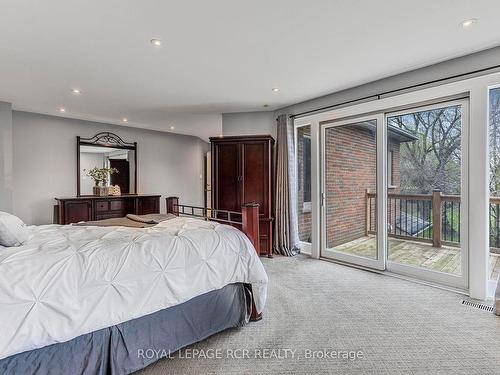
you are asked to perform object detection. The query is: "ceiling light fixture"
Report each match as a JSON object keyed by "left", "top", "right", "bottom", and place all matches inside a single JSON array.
[
  {"left": 461, "top": 18, "right": 477, "bottom": 28},
  {"left": 272, "top": 88, "right": 280, "bottom": 92},
  {"left": 71, "top": 88, "right": 81, "bottom": 95},
  {"left": 263, "top": 104, "right": 269, "bottom": 108},
  {"left": 150, "top": 38, "right": 162, "bottom": 47},
  {"left": 122, "top": 117, "right": 128, "bottom": 122},
  {"left": 58, "top": 107, "right": 66, "bottom": 113},
  {"left": 170, "top": 126, "right": 175, "bottom": 130}
]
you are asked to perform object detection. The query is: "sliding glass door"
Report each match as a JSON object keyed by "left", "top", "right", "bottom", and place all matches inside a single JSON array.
[
  {"left": 320, "top": 114, "right": 386, "bottom": 270},
  {"left": 319, "top": 100, "right": 468, "bottom": 289},
  {"left": 385, "top": 100, "right": 468, "bottom": 289}
]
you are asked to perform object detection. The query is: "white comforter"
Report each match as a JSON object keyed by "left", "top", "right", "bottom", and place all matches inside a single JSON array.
[{"left": 0, "top": 217, "right": 268, "bottom": 360}]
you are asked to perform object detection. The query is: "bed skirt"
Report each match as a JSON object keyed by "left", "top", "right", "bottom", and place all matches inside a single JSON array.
[{"left": 0, "top": 283, "right": 252, "bottom": 375}]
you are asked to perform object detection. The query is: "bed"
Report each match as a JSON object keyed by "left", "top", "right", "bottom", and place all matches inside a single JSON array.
[{"left": 0, "top": 204, "right": 268, "bottom": 374}]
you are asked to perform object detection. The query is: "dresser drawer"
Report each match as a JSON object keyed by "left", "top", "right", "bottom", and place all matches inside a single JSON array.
[
  {"left": 110, "top": 200, "right": 124, "bottom": 211},
  {"left": 56, "top": 195, "right": 161, "bottom": 225},
  {"left": 95, "top": 201, "right": 109, "bottom": 212}
]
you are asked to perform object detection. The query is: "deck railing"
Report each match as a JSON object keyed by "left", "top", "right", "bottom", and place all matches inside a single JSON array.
[{"left": 366, "top": 190, "right": 464, "bottom": 248}]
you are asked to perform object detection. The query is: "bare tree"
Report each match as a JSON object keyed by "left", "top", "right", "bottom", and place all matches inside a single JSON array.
[
  {"left": 488, "top": 89, "right": 500, "bottom": 247},
  {"left": 388, "top": 105, "right": 462, "bottom": 195},
  {"left": 489, "top": 89, "right": 500, "bottom": 195}
]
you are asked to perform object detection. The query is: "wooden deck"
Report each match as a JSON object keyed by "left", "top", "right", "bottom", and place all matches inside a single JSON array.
[{"left": 331, "top": 236, "right": 500, "bottom": 280}]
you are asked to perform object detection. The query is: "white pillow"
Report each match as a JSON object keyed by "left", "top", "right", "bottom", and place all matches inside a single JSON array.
[{"left": 0, "top": 212, "right": 28, "bottom": 247}]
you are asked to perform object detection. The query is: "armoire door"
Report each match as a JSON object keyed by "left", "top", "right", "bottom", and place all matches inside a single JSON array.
[
  {"left": 241, "top": 142, "right": 269, "bottom": 216},
  {"left": 214, "top": 143, "right": 240, "bottom": 212}
]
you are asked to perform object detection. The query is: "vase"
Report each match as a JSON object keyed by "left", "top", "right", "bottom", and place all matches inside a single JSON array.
[{"left": 93, "top": 186, "right": 108, "bottom": 196}]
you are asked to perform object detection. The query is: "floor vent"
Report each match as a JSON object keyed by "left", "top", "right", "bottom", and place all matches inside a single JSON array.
[{"left": 461, "top": 299, "right": 494, "bottom": 312}]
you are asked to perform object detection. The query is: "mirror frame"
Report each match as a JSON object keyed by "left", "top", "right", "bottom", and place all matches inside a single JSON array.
[{"left": 77, "top": 132, "right": 137, "bottom": 196}]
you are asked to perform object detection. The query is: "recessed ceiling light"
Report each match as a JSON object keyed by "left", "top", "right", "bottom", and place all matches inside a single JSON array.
[
  {"left": 170, "top": 126, "right": 175, "bottom": 130},
  {"left": 71, "top": 88, "right": 81, "bottom": 95},
  {"left": 58, "top": 107, "right": 66, "bottom": 113},
  {"left": 150, "top": 38, "right": 162, "bottom": 47},
  {"left": 122, "top": 117, "right": 128, "bottom": 122},
  {"left": 461, "top": 18, "right": 477, "bottom": 28},
  {"left": 272, "top": 88, "right": 280, "bottom": 92},
  {"left": 263, "top": 104, "right": 269, "bottom": 108}
]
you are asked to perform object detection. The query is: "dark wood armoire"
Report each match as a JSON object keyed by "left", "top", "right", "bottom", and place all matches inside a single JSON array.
[{"left": 210, "top": 135, "right": 274, "bottom": 257}]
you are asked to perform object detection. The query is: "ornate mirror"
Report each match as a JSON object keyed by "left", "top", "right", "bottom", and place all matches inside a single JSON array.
[{"left": 77, "top": 132, "right": 137, "bottom": 196}]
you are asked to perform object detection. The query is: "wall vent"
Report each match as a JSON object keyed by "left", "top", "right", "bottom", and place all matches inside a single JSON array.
[{"left": 461, "top": 299, "right": 494, "bottom": 312}]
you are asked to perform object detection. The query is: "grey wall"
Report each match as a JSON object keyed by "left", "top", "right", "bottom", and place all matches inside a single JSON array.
[
  {"left": 222, "top": 111, "right": 276, "bottom": 138},
  {"left": 0, "top": 102, "right": 13, "bottom": 212},
  {"left": 12, "top": 111, "right": 208, "bottom": 224},
  {"left": 277, "top": 45, "right": 500, "bottom": 116}
]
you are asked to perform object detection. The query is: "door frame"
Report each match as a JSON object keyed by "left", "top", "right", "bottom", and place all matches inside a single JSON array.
[
  {"left": 294, "top": 122, "right": 313, "bottom": 254},
  {"left": 293, "top": 70, "right": 500, "bottom": 299},
  {"left": 319, "top": 113, "right": 387, "bottom": 270}
]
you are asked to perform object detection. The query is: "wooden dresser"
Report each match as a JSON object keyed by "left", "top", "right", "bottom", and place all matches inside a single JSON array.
[
  {"left": 210, "top": 135, "right": 274, "bottom": 257},
  {"left": 55, "top": 195, "right": 161, "bottom": 225}
]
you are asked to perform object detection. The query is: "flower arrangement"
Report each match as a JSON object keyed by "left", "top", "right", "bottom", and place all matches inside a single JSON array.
[{"left": 84, "top": 167, "right": 118, "bottom": 187}]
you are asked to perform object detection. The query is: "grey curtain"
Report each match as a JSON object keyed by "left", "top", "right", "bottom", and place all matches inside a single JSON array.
[{"left": 274, "top": 114, "right": 300, "bottom": 256}]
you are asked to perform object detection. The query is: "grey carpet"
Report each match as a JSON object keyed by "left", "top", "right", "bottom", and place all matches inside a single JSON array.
[{"left": 138, "top": 255, "right": 500, "bottom": 374}]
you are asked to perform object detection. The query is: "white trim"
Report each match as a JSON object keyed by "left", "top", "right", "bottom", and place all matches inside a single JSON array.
[
  {"left": 299, "top": 241, "right": 312, "bottom": 255},
  {"left": 388, "top": 150, "right": 394, "bottom": 187},
  {"left": 311, "top": 120, "right": 321, "bottom": 259},
  {"left": 293, "top": 122, "right": 313, "bottom": 247},
  {"left": 377, "top": 112, "right": 388, "bottom": 272}
]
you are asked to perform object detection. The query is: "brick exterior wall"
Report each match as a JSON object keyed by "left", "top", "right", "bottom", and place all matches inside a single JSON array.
[
  {"left": 324, "top": 125, "right": 401, "bottom": 248},
  {"left": 295, "top": 124, "right": 402, "bottom": 248},
  {"left": 297, "top": 126, "right": 312, "bottom": 242}
]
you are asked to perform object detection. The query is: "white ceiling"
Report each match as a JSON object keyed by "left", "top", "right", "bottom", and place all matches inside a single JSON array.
[{"left": 1, "top": 0, "right": 499, "bottom": 140}]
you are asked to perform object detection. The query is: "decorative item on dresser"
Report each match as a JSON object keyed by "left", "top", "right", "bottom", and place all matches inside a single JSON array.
[
  {"left": 210, "top": 135, "right": 275, "bottom": 257},
  {"left": 55, "top": 195, "right": 161, "bottom": 225}
]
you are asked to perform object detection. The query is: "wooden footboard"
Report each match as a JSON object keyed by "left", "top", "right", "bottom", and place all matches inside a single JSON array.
[
  {"left": 166, "top": 197, "right": 262, "bottom": 321},
  {"left": 166, "top": 197, "right": 260, "bottom": 254}
]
